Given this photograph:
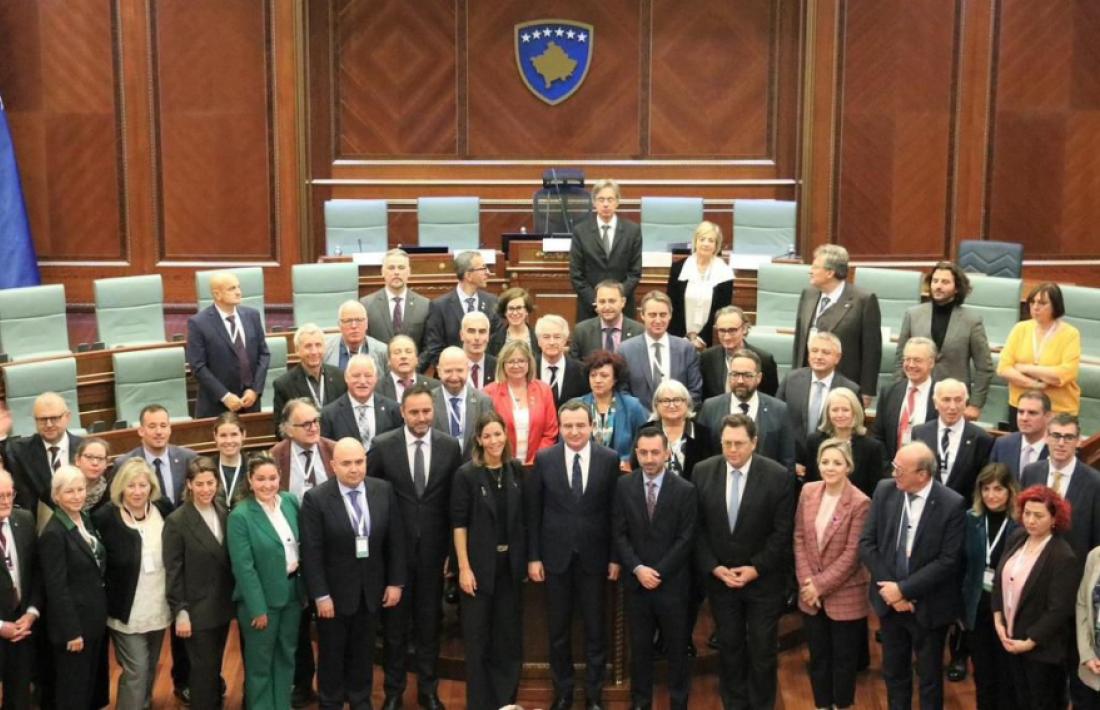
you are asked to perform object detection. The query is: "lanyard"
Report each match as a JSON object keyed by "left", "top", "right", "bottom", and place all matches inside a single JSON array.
[
  {"left": 220, "top": 459, "right": 242, "bottom": 501},
  {"left": 304, "top": 374, "right": 325, "bottom": 406},
  {"left": 985, "top": 515, "right": 1008, "bottom": 566},
  {"left": 346, "top": 494, "right": 368, "bottom": 536},
  {"left": 1031, "top": 321, "right": 1059, "bottom": 364}
]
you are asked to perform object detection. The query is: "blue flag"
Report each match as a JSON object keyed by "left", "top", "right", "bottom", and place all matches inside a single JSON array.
[{"left": 0, "top": 102, "right": 40, "bottom": 289}]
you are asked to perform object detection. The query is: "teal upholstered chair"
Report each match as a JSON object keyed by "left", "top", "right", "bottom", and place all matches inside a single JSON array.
[
  {"left": 94, "top": 274, "right": 166, "bottom": 348},
  {"left": 112, "top": 348, "right": 192, "bottom": 426},
  {"left": 1078, "top": 363, "right": 1100, "bottom": 439},
  {"left": 640, "top": 197, "right": 704, "bottom": 251},
  {"left": 976, "top": 352, "right": 1012, "bottom": 431},
  {"left": 1062, "top": 285, "right": 1100, "bottom": 359},
  {"left": 2, "top": 357, "right": 84, "bottom": 436},
  {"left": 324, "top": 199, "right": 388, "bottom": 255},
  {"left": 732, "top": 199, "right": 796, "bottom": 257},
  {"left": 871, "top": 339, "right": 899, "bottom": 414},
  {"left": 746, "top": 328, "right": 796, "bottom": 383},
  {"left": 417, "top": 197, "right": 480, "bottom": 250},
  {"left": 0, "top": 284, "right": 70, "bottom": 360},
  {"left": 291, "top": 263, "right": 359, "bottom": 328},
  {"left": 853, "top": 267, "right": 922, "bottom": 335},
  {"left": 957, "top": 240, "right": 1023, "bottom": 279},
  {"left": 195, "top": 267, "right": 266, "bottom": 330},
  {"left": 965, "top": 275, "right": 1022, "bottom": 346},
  {"left": 261, "top": 336, "right": 288, "bottom": 414},
  {"left": 755, "top": 262, "right": 811, "bottom": 329}
]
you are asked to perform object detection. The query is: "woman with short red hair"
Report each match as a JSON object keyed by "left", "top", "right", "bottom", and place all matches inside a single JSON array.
[{"left": 992, "top": 485, "right": 1082, "bottom": 709}]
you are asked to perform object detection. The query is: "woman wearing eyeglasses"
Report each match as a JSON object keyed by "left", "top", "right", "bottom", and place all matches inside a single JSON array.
[
  {"left": 631, "top": 379, "right": 713, "bottom": 482},
  {"left": 489, "top": 287, "right": 540, "bottom": 358},
  {"left": 75, "top": 437, "right": 113, "bottom": 516}
]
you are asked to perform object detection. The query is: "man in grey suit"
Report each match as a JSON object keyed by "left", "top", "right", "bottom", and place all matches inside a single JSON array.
[
  {"left": 320, "top": 355, "right": 403, "bottom": 448},
  {"left": 893, "top": 261, "right": 994, "bottom": 420},
  {"left": 323, "top": 300, "right": 388, "bottom": 374},
  {"left": 110, "top": 404, "right": 198, "bottom": 508},
  {"left": 363, "top": 248, "right": 431, "bottom": 351},
  {"left": 698, "top": 349, "right": 796, "bottom": 474},
  {"left": 989, "top": 389, "right": 1051, "bottom": 480},
  {"left": 377, "top": 335, "right": 439, "bottom": 403},
  {"left": 569, "top": 179, "right": 643, "bottom": 321},
  {"left": 776, "top": 331, "right": 861, "bottom": 468},
  {"left": 620, "top": 291, "right": 703, "bottom": 408},
  {"left": 430, "top": 347, "right": 492, "bottom": 457},
  {"left": 421, "top": 251, "right": 502, "bottom": 371},
  {"left": 792, "top": 244, "right": 882, "bottom": 407},
  {"left": 569, "top": 281, "right": 645, "bottom": 360}
]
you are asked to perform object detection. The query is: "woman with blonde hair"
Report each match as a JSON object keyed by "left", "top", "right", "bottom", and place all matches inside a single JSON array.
[
  {"left": 801, "top": 387, "right": 887, "bottom": 497},
  {"left": 484, "top": 340, "right": 559, "bottom": 466},
  {"left": 667, "top": 220, "right": 734, "bottom": 349}
]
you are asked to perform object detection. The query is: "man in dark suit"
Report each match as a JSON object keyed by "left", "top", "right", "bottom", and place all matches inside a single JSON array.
[
  {"left": 185, "top": 271, "right": 270, "bottom": 418},
  {"left": 367, "top": 385, "right": 462, "bottom": 710},
  {"left": 8, "top": 391, "right": 82, "bottom": 519},
  {"left": 792, "top": 244, "right": 882, "bottom": 406},
  {"left": 272, "top": 324, "right": 347, "bottom": 438},
  {"left": 320, "top": 355, "right": 402, "bottom": 449},
  {"left": 422, "top": 251, "right": 502, "bottom": 371},
  {"left": 990, "top": 389, "right": 1051, "bottom": 480},
  {"left": 431, "top": 347, "right": 493, "bottom": 457},
  {"left": 322, "top": 300, "right": 389, "bottom": 375},
  {"left": 870, "top": 337, "right": 938, "bottom": 464},
  {"left": 111, "top": 404, "right": 198, "bottom": 508},
  {"left": 694, "top": 413, "right": 796, "bottom": 710},
  {"left": 569, "top": 179, "right": 643, "bottom": 321},
  {"left": 377, "top": 335, "right": 439, "bottom": 403},
  {"left": 526, "top": 401, "right": 622, "bottom": 710},
  {"left": 698, "top": 349, "right": 796, "bottom": 474},
  {"left": 859, "top": 441, "right": 967, "bottom": 710},
  {"left": 300, "top": 437, "right": 406, "bottom": 710},
  {"left": 911, "top": 379, "right": 993, "bottom": 501},
  {"left": 459, "top": 312, "right": 497, "bottom": 390},
  {"left": 535, "top": 315, "right": 590, "bottom": 407},
  {"left": 700, "top": 306, "right": 779, "bottom": 399},
  {"left": 363, "top": 248, "right": 431, "bottom": 350},
  {"left": 568, "top": 281, "right": 645, "bottom": 360},
  {"left": 0, "top": 402, "right": 11, "bottom": 472},
  {"left": 619, "top": 291, "right": 703, "bottom": 408},
  {"left": 614, "top": 428, "right": 697, "bottom": 710},
  {"left": 0, "top": 470, "right": 42, "bottom": 710}
]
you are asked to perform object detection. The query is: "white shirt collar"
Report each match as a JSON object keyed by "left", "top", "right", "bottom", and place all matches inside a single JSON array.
[
  {"left": 1051, "top": 457, "right": 1077, "bottom": 477},
  {"left": 911, "top": 477, "right": 934, "bottom": 501},
  {"left": 822, "top": 281, "right": 845, "bottom": 302},
  {"left": 811, "top": 371, "right": 834, "bottom": 388},
  {"left": 727, "top": 455, "right": 753, "bottom": 476},
  {"left": 938, "top": 418, "right": 964, "bottom": 435},
  {"left": 644, "top": 333, "right": 670, "bottom": 350},
  {"left": 349, "top": 394, "right": 373, "bottom": 408},
  {"left": 387, "top": 287, "right": 408, "bottom": 301}
]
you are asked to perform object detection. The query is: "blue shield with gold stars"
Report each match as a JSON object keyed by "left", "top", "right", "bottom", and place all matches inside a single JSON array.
[{"left": 515, "top": 19, "right": 594, "bottom": 106}]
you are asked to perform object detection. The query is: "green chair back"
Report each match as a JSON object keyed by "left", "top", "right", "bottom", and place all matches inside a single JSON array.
[
  {"left": 965, "top": 275, "right": 1022, "bottom": 347},
  {"left": 755, "top": 262, "right": 811, "bottom": 329},
  {"left": 112, "top": 348, "right": 192, "bottom": 426},
  {"left": 1079, "top": 363, "right": 1100, "bottom": 439},
  {"left": 94, "top": 275, "right": 165, "bottom": 348},
  {"left": 640, "top": 197, "right": 704, "bottom": 251},
  {"left": 325, "top": 199, "right": 388, "bottom": 255},
  {"left": 2, "top": 357, "right": 83, "bottom": 436},
  {"left": 732, "top": 199, "right": 796, "bottom": 257},
  {"left": 853, "top": 267, "right": 922, "bottom": 335},
  {"left": 417, "top": 197, "right": 480, "bottom": 250},
  {"left": 0, "top": 284, "right": 70, "bottom": 360},
  {"left": 1062, "top": 285, "right": 1100, "bottom": 359},
  {"left": 261, "top": 336, "right": 289, "bottom": 414},
  {"left": 195, "top": 267, "right": 266, "bottom": 330},
  {"left": 291, "top": 263, "right": 360, "bottom": 328}
]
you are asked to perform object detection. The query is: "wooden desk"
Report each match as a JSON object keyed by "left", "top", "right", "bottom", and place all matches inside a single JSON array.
[{"left": 99, "top": 410, "right": 277, "bottom": 458}]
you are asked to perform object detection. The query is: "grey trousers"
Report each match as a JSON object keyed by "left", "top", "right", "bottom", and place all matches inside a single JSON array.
[{"left": 110, "top": 627, "right": 167, "bottom": 710}]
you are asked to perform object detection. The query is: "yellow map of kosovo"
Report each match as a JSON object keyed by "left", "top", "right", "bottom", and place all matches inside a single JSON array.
[{"left": 531, "top": 42, "right": 576, "bottom": 88}]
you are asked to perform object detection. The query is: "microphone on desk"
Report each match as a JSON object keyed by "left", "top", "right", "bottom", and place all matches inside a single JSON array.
[{"left": 357, "top": 238, "right": 363, "bottom": 254}]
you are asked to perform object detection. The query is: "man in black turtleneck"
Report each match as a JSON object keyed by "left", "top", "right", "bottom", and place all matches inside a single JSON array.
[{"left": 894, "top": 261, "right": 994, "bottom": 423}]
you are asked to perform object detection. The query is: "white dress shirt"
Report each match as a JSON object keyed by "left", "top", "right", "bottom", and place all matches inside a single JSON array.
[
  {"left": 901, "top": 377, "right": 933, "bottom": 433},
  {"left": 644, "top": 333, "right": 672, "bottom": 382},
  {"left": 565, "top": 442, "right": 592, "bottom": 494},
  {"left": 729, "top": 391, "right": 760, "bottom": 421},
  {"left": 261, "top": 497, "right": 299, "bottom": 575},
  {"left": 289, "top": 441, "right": 327, "bottom": 501},
  {"left": 540, "top": 355, "right": 566, "bottom": 396},
  {"left": 1019, "top": 438, "right": 1046, "bottom": 474},
  {"left": 217, "top": 306, "right": 244, "bottom": 345},
  {"left": 901, "top": 477, "right": 935, "bottom": 556},
  {"left": 405, "top": 429, "right": 432, "bottom": 486},
  {"left": 467, "top": 357, "right": 488, "bottom": 389},
  {"left": 42, "top": 436, "right": 70, "bottom": 469},
  {"left": 1047, "top": 457, "right": 1078, "bottom": 492},
  {"left": 726, "top": 457, "right": 753, "bottom": 510},
  {"left": 679, "top": 255, "right": 734, "bottom": 336},
  {"left": 597, "top": 215, "right": 618, "bottom": 252},
  {"left": 937, "top": 418, "right": 965, "bottom": 481}
]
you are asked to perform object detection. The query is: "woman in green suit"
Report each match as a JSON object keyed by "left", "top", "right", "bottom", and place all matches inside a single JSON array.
[{"left": 227, "top": 453, "right": 303, "bottom": 710}]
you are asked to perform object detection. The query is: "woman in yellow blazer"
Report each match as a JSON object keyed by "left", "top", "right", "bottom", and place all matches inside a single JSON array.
[
  {"left": 998, "top": 282, "right": 1081, "bottom": 416},
  {"left": 227, "top": 453, "right": 303, "bottom": 710}
]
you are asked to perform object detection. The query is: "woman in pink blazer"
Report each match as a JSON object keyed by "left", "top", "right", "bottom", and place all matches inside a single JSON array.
[
  {"left": 794, "top": 437, "right": 871, "bottom": 710},
  {"left": 484, "top": 340, "right": 559, "bottom": 466}
]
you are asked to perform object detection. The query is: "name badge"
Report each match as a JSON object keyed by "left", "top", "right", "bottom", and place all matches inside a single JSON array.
[
  {"left": 982, "top": 566, "right": 994, "bottom": 592},
  {"left": 143, "top": 553, "right": 159, "bottom": 574},
  {"left": 356, "top": 535, "right": 370, "bottom": 559}
]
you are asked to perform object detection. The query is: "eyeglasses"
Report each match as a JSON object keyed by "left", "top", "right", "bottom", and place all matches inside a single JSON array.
[
  {"left": 0, "top": 493, "right": 14, "bottom": 502},
  {"left": 656, "top": 397, "right": 686, "bottom": 406},
  {"left": 716, "top": 327, "right": 745, "bottom": 335},
  {"left": 469, "top": 266, "right": 489, "bottom": 273},
  {"left": 80, "top": 454, "right": 108, "bottom": 464},
  {"left": 339, "top": 317, "right": 366, "bottom": 325},
  {"left": 539, "top": 333, "right": 565, "bottom": 341},
  {"left": 727, "top": 371, "right": 757, "bottom": 380},
  {"left": 1048, "top": 432, "right": 1078, "bottom": 442},
  {"left": 34, "top": 414, "right": 67, "bottom": 424},
  {"left": 291, "top": 418, "right": 321, "bottom": 429},
  {"left": 506, "top": 305, "right": 527, "bottom": 312}
]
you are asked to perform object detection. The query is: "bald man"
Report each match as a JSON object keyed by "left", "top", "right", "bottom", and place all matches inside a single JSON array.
[
  {"left": 186, "top": 272, "right": 270, "bottom": 418},
  {"left": 8, "top": 392, "right": 83, "bottom": 519}
]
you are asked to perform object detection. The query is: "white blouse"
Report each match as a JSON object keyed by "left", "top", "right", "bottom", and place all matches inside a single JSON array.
[
  {"left": 261, "top": 498, "right": 299, "bottom": 575},
  {"left": 679, "top": 255, "right": 734, "bottom": 336},
  {"left": 107, "top": 507, "right": 171, "bottom": 634}
]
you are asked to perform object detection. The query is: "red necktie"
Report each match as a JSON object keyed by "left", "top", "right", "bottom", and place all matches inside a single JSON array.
[
  {"left": 471, "top": 363, "right": 480, "bottom": 388},
  {"left": 897, "top": 386, "right": 919, "bottom": 446}
]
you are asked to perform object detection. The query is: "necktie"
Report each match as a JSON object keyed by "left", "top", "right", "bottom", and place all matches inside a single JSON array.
[
  {"left": 302, "top": 449, "right": 315, "bottom": 487},
  {"left": 813, "top": 295, "right": 832, "bottom": 327},
  {"left": 808, "top": 381, "right": 826, "bottom": 435},
  {"left": 413, "top": 440, "right": 426, "bottom": 498},
  {"left": 471, "top": 363, "right": 480, "bottom": 388},
  {"left": 940, "top": 427, "right": 951, "bottom": 477},
  {"left": 356, "top": 405, "right": 372, "bottom": 448},
  {"left": 603, "top": 327, "right": 617, "bottom": 352},
  {"left": 896, "top": 492, "right": 917, "bottom": 578},
  {"left": 739, "top": 401, "right": 749, "bottom": 415},
  {"left": 48, "top": 445, "right": 61, "bottom": 471},
  {"left": 347, "top": 489, "right": 368, "bottom": 535},
  {"left": 0, "top": 522, "right": 15, "bottom": 603},
  {"left": 449, "top": 397, "right": 463, "bottom": 438},
  {"left": 897, "top": 386, "right": 919, "bottom": 446},
  {"left": 728, "top": 469, "right": 742, "bottom": 533},
  {"left": 601, "top": 223, "right": 611, "bottom": 255},
  {"left": 646, "top": 481, "right": 657, "bottom": 521},
  {"left": 392, "top": 296, "right": 404, "bottom": 330},
  {"left": 668, "top": 455, "right": 683, "bottom": 477},
  {"left": 400, "top": 378, "right": 413, "bottom": 392},
  {"left": 154, "top": 458, "right": 170, "bottom": 504},
  {"left": 465, "top": 297, "right": 476, "bottom": 314},
  {"left": 548, "top": 366, "right": 559, "bottom": 399},
  {"left": 226, "top": 315, "right": 253, "bottom": 389},
  {"left": 1053, "top": 471, "right": 1065, "bottom": 496},
  {"left": 1021, "top": 445, "right": 1035, "bottom": 474},
  {"left": 571, "top": 453, "right": 583, "bottom": 500},
  {"left": 652, "top": 342, "right": 663, "bottom": 383}
]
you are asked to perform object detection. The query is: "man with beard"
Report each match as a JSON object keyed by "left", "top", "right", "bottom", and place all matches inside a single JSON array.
[
  {"left": 430, "top": 347, "right": 493, "bottom": 457},
  {"left": 363, "top": 248, "right": 431, "bottom": 352},
  {"left": 569, "top": 281, "right": 645, "bottom": 360}
]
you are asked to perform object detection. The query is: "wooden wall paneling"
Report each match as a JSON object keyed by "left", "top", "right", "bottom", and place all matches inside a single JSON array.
[
  {"left": 271, "top": 0, "right": 307, "bottom": 302},
  {"left": 466, "top": 0, "right": 642, "bottom": 158},
  {"left": 986, "top": 0, "right": 1100, "bottom": 259},
  {"left": 334, "top": 0, "right": 459, "bottom": 157},
  {"left": 832, "top": 0, "right": 958, "bottom": 260}
]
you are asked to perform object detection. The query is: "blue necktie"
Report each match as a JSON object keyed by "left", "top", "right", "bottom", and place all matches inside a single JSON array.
[
  {"left": 449, "top": 397, "right": 462, "bottom": 438},
  {"left": 347, "top": 488, "right": 369, "bottom": 535},
  {"left": 727, "top": 469, "right": 742, "bottom": 533},
  {"left": 571, "top": 453, "right": 583, "bottom": 500}
]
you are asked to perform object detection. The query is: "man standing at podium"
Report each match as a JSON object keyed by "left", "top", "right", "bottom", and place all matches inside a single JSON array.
[{"left": 570, "top": 179, "right": 642, "bottom": 321}]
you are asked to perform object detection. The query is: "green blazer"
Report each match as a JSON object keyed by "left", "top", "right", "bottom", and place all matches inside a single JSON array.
[{"left": 227, "top": 492, "right": 303, "bottom": 618}]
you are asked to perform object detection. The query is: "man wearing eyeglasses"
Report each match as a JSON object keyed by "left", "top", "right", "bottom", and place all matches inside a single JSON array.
[
  {"left": 323, "top": 300, "right": 389, "bottom": 375},
  {"left": 9, "top": 392, "right": 83, "bottom": 519},
  {"left": 700, "top": 306, "right": 779, "bottom": 399},
  {"left": 422, "top": 251, "right": 503, "bottom": 371},
  {"left": 569, "top": 179, "right": 642, "bottom": 321},
  {"left": 535, "top": 315, "right": 589, "bottom": 407},
  {"left": 0, "top": 470, "right": 42, "bottom": 710},
  {"left": 272, "top": 324, "right": 348, "bottom": 441}
]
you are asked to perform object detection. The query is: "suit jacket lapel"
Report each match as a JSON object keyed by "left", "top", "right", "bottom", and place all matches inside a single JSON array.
[
  {"left": 478, "top": 467, "right": 497, "bottom": 519},
  {"left": 246, "top": 498, "right": 283, "bottom": 546},
  {"left": 206, "top": 306, "right": 235, "bottom": 349},
  {"left": 327, "top": 483, "right": 358, "bottom": 537},
  {"left": 818, "top": 483, "right": 854, "bottom": 551},
  {"left": 184, "top": 503, "right": 226, "bottom": 558},
  {"left": 910, "top": 486, "right": 938, "bottom": 553}
]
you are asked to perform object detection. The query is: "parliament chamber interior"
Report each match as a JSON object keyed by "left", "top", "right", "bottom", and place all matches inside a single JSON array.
[{"left": 1, "top": 1, "right": 1099, "bottom": 709}]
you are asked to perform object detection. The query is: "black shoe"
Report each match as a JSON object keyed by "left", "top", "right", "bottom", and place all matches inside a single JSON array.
[
  {"left": 173, "top": 687, "right": 191, "bottom": 706},
  {"left": 946, "top": 658, "right": 968, "bottom": 682},
  {"left": 550, "top": 696, "right": 572, "bottom": 710},
  {"left": 686, "top": 641, "right": 697, "bottom": 657},
  {"left": 418, "top": 693, "right": 446, "bottom": 710},
  {"left": 875, "top": 629, "right": 883, "bottom": 643},
  {"left": 382, "top": 696, "right": 403, "bottom": 710},
  {"left": 707, "top": 631, "right": 719, "bottom": 650},
  {"left": 291, "top": 686, "right": 316, "bottom": 708}
]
